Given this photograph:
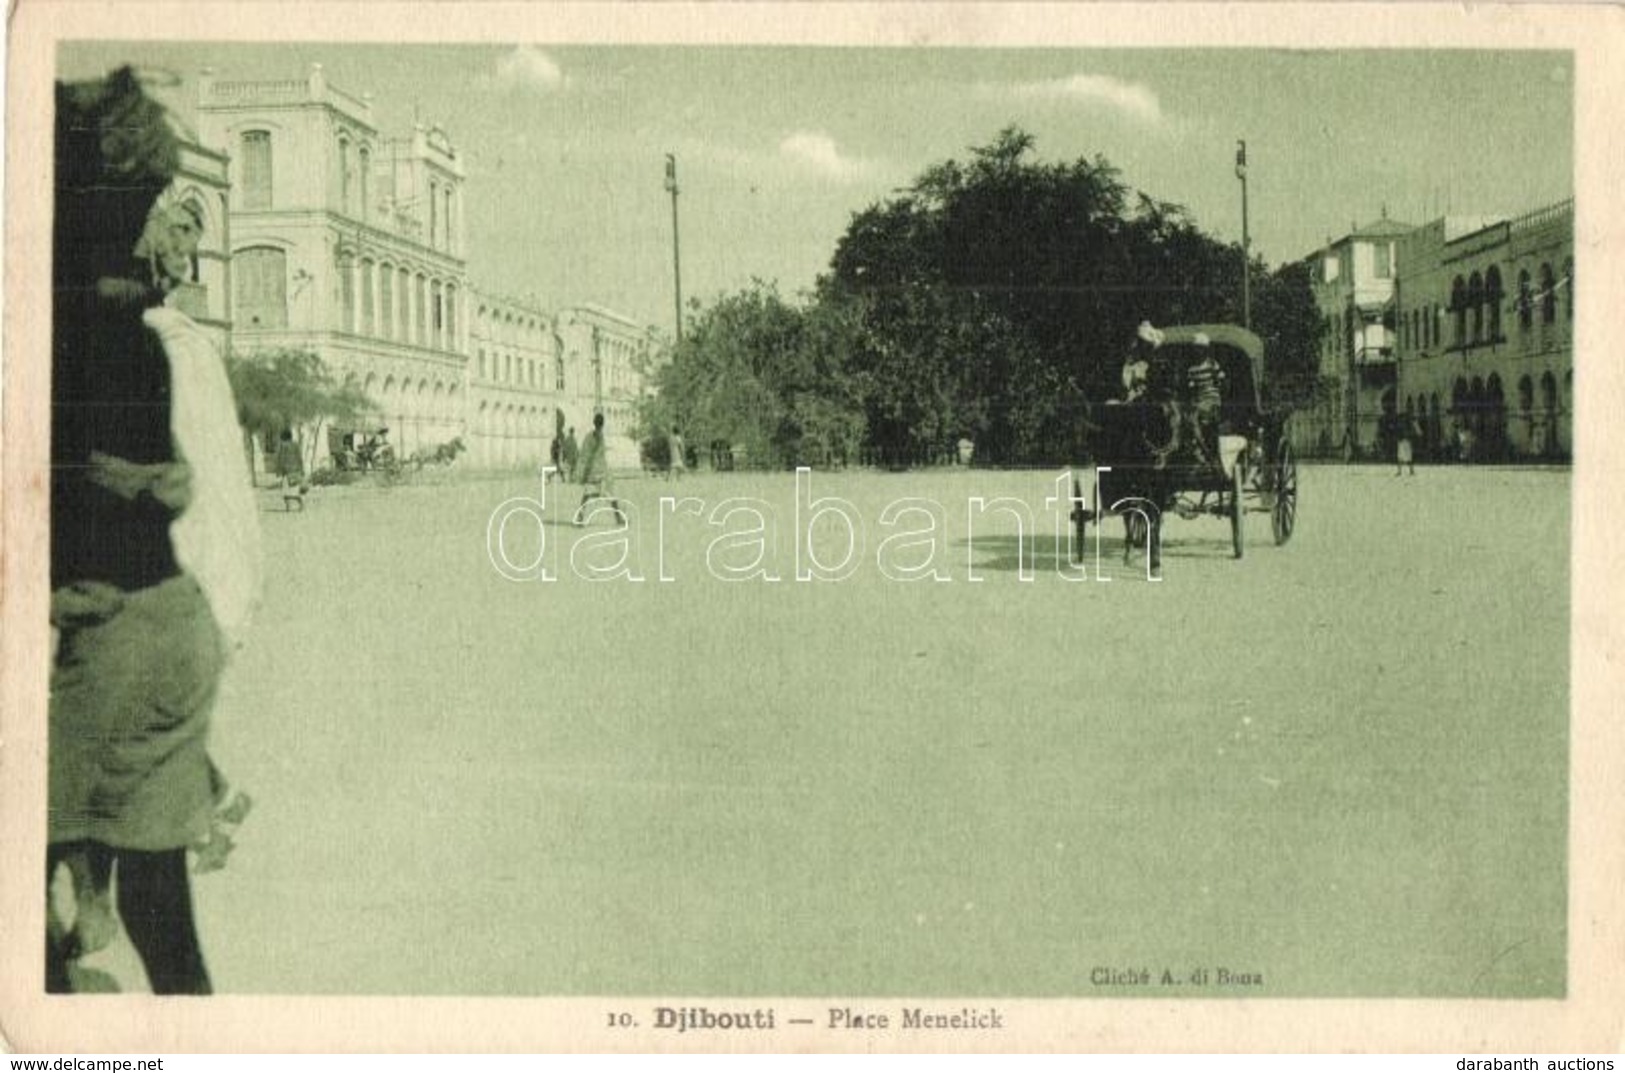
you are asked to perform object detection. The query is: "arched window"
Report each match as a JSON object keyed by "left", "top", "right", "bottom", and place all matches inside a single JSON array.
[
  {"left": 479, "top": 349, "right": 487, "bottom": 380},
  {"left": 336, "top": 250, "right": 355, "bottom": 332},
  {"left": 240, "top": 131, "right": 273, "bottom": 210},
  {"left": 1539, "top": 263, "right": 1556, "bottom": 324},
  {"left": 445, "top": 284, "right": 457, "bottom": 351},
  {"left": 1450, "top": 277, "right": 1467, "bottom": 346},
  {"left": 416, "top": 273, "right": 429, "bottom": 342},
  {"left": 233, "top": 246, "right": 287, "bottom": 329},
  {"left": 379, "top": 263, "right": 394, "bottom": 340},
  {"left": 358, "top": 146, "right": 371, "bottom": 221},
  {"left": 338, "top": 134, "right": 351, "bottom": 216},
  {"left": 1540, "top": 371, "right": 1558, "bottom": 415},
  {"left": 431, "top": 281, "right": 444, "bottom": 348},
  {"left": 1485, "top": 266, "right": 1503, "bottom": 342},
  {"left": 1467, "top": 272, "right": 1484, "bottom": 344},
  {"left": 1517, "top": 269, "right": 1533, "bottom": 331},
  {"left": 444, "top": 186, "right": 455, "bottom": 252},
  {"left": 1517, "top": 375, "right": 1534, "bottom": 416},
  {"left": 360, "top": 259, "right": 375, "bottom": 336},
  {"left": 429, "top": 180, "right": 439, "bottom": 249},
  {"left": 1563, "top": 258, "right": 1573, "bottom": 323}
]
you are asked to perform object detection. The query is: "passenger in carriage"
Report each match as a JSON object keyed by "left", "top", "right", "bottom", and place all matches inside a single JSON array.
[{"left": 1115, "top": 320, "right": 1163, "bottom": 403}]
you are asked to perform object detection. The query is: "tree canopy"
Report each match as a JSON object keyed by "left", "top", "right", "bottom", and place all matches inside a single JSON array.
[
  {"left": 226, "top": 346, "right": 373, "bottom": 436},
  {"left": 642, "top": 282, "right": 866, "bottom": 469},
  {"left": 653, "top": 127, "right": 1323, "bottom": 468}
]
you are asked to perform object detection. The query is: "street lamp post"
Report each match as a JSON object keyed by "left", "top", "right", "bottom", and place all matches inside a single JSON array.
[
  {"left": 665, "top": 153, "right": 683, "bottom": 344},
  {"left": 1236, "top": 140, "right": 1251, "bottom": 330}
]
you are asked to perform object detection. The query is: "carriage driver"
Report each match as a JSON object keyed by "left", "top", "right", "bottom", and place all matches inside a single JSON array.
[{"left": 1185, "top": 332, "right": 1226, "bottom": 466}]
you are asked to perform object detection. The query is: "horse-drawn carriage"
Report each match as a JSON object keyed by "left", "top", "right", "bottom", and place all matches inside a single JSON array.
[{"left": 1070, "top": 323, "right": 1299, "bottom": 574}]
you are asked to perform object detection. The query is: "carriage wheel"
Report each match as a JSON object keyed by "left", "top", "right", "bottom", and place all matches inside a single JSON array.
[
  {"left": 1071, "top": 476, "right": 1089, "bottom": 563},
  {"left": 1272, "top": 438, "right": 1298, "bottom": 545},
  {"left": 1230, "top": 454, "right": 1245, "bottom": 559}
]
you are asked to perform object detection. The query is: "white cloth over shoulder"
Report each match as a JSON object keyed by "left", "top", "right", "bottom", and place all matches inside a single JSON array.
[{"left": 146, "top": 306, "right": 264, "bottom": 648}]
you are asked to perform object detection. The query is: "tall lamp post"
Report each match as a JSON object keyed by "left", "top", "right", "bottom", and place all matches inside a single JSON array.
[
  {"left": 665, "top": 153, "right": 683, "bottom": 344},
  {"left": 1236, "top": 140, "right": 1251, "bottom": 330}
]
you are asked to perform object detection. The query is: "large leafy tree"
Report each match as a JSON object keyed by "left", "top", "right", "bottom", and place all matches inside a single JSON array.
[
  {"left": 651, "top": 127, "right": 1323, "bottom": 468},
  {"left": 641, "top": 282, "right": 865, "bottom": 469},
  {"left": 226, "top": 346, "right": 373, "bottom": 478},
  {"left": 827, "top": 126, "right": 1316, "bottom": 465},
  {"left": 1251, "top": 259, "right": 1326, "bottom": 411}
]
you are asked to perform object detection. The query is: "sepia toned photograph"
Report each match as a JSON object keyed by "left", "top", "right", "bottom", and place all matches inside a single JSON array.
[{"left": 3, "top": 1, "right": 1622, "bottom": 1055}]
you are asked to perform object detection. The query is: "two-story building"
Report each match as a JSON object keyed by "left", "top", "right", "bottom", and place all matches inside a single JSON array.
[
  {"left": 1299, "top": 215, "right": 1415, "bottom": 457},
  {"left": 1393, "top": 199, "right": 1573, "bottom": 461},
  {"left": 468, "top": 291, "right": 558, "bottom": 469},
  {"left": 555, "top": 304, "right": 658, "bottom": 468}
]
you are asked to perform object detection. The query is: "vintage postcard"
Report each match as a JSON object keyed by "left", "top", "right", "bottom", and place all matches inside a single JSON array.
[{"left": 3, "top": 0, "right": 1623, "bottom": 1054}]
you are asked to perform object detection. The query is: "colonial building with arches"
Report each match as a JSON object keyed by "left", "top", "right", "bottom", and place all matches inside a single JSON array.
[
  {"left": 555, "top": 305, "right": 658, "bottom": 469},
  {"left": 468, "top": 292, "right": 558, "bottom": 470},
  {"left": 196, "top": 63, "right": 472, "bottom": 460},
  {"left": 1393, "top": 199, "right": 1573, "bottom": 461}
]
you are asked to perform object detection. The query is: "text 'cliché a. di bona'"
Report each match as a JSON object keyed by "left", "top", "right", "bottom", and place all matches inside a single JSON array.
[{"left": 1091, "top": 966, "right": 1265, "bottom": 987}]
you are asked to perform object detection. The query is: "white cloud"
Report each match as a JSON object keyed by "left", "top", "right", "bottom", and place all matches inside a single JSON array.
[
  {"left": 778, "top": 131, "right": 875, "bottom": 182},
  {"left": 495, "top": 46, "right": 566, "bottom": 92},
  {"left": 1004, "top": 73, "right": 1165, "bottom": 124}
]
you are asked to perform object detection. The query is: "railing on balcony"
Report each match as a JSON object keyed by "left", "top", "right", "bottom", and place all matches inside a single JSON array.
[
  {"left": 1508, "top": 198, "right": 1574, "bottom": 235},
  {"left": 203, "top": 79, "right": 309, "bottom": 106}
]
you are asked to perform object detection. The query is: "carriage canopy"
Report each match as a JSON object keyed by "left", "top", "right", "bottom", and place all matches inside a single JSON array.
[{"left": 1153, "top": 323, "right": 1266, "bottom": 417}]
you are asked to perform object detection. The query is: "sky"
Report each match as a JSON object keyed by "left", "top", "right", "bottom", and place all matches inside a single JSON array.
[{"left": 60, "top": 43, "right": 1574, "bottom": 335}]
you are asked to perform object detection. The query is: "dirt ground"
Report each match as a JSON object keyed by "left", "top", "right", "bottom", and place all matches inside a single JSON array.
[{"left": 75, "top": 462, "right": 1570, "bottom": 997}]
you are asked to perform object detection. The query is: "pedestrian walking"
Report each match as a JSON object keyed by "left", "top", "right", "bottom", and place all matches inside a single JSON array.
[
  {"left": 572, "top": 412, "right": 627, "bottom": 526},
  {"left": 1396, "top": 415, "right": 1418, "bottom": 476},
  {"left": 668, "top": 427, "right": 687, "bottom": 481},
  {"left": 275, "top": 429, "right": 307, "bottom": 509},
  {"left": 562, "top": 426, "right": 580, "bottom": 483},
  {"left": 48, "top": 66, "right": 261, "bottom": 994},
  {"left": 548, "top": 433, "right": 563, "bottom": 484}
]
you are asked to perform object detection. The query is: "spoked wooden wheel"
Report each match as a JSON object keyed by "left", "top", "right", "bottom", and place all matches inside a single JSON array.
[
  {"left": 1230, "top": 454, "right": 1246, "bottom": 559},
  {"left": 1272, "top": 437, "right": 1298, "bottom": 545},
  {"left": 1071, "top": 476, "right": 1090, "bottom": 563}
]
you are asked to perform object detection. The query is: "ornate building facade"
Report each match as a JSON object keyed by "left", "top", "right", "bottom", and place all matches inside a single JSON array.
[{"left": 193, "top": 63, "right": 661, "bottom": 470}]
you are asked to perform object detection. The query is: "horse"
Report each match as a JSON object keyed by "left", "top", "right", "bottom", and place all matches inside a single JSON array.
[
  {"left": 408, "top": 437, "right": 468, "bottom": 470},
  {"left": 1078, "top": 397, "right": 1182, "bottom": 576}
]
